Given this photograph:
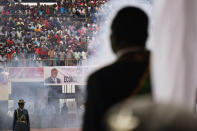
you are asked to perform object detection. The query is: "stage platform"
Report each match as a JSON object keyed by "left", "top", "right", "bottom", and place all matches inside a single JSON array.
[{"left": 0, "top": 128, "right": 80, "bottom": 131}]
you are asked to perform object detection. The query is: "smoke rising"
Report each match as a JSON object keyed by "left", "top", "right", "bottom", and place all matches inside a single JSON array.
[
  {"left": 0, "top": 0, "right": 152, "bottom": 130},
  {"left": 87, "top": 0, "right": 152, "bottom": 72}
]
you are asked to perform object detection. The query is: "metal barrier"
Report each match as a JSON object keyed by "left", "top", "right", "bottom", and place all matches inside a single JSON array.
[
  {"left": 0, "top": 58, "right": 88, "bottom": 67},
  {"left": 1, "top": 10, "right": 88, "bottom": 19}
]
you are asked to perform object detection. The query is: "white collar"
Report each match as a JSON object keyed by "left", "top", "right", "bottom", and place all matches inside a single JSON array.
[
  {"left": 19, "top": 108, "right": 23, "bottom": 111},
  {"left": 116, "top": 47, "right": 145, "bottom": 59},
  {"left": 51, "top": 77, "right": 57, "bottom": 83}
]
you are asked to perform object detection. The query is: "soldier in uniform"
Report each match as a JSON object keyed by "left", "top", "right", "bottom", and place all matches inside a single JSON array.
[{"left": 13, "top": 99, "right": 30, "bottom": 131}]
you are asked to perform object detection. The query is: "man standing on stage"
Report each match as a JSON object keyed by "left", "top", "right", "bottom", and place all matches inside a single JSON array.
[{"left": 13, "top": 99, "right": 30, "bottom": 131}]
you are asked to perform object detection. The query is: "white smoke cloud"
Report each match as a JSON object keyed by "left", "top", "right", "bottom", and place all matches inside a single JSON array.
[
  {"left": 87, "top": 0, "right": 152, "bottom": 71},
  {"left": 0, "top": 0, "right": 152, "bottom": 129}
]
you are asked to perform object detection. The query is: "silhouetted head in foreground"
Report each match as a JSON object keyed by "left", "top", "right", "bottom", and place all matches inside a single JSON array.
[{"left": 111, "top": 7, "right": 149, "bottom": 53}]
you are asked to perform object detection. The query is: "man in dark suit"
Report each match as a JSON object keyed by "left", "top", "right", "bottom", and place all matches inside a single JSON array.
[
  {"left": 83, "top": 7, "right": 150, "bottom": 131},
  {"left": 13, "top": 99, "right": 30, "bottom": 131},
  {"left": 45, "top": 68, "right": 61, "bottom": 84}
]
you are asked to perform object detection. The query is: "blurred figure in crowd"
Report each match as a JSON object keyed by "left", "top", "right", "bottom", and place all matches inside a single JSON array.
[
  {"left": 83, "top": 6, "right": 150, "bottom": 131},
  {"left": 13, "top": 99, "right": 30, "bottom": 131}
]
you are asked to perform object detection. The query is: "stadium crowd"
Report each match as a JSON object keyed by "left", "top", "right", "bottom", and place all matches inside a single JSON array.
[
  {"left": 0, "top": 0, "right": 107, "bottom": 67},
  {"left": 0, "top": 0, "right": 8, "bottom": 5}
]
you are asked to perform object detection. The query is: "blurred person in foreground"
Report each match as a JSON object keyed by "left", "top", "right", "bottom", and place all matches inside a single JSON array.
[
  {"left": 13, "top": 99, "right": 30, "bottom": 131},
  {"left": 105, "top": 97, "right": 197, "bottom": 131},
  {"left": 83, "top": 6, "right": 151, "bottom": 131}
]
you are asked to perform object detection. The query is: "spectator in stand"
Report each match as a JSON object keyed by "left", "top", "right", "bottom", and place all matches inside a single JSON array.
[
  {"left": 74, "top": 49, "right": 81, "bottom": 65},
  {"left": 59, "top": 50, "right": 65, "bottom": 66},
  {"left": 66, "top": 48, "right": 73, "bottom": 66},
  {"left": 48, "top": 48, "right": 55, "bottom": 66},
  {"left": 0, "top": 52, "right": 7, "bottom": 67},
  {"left": 81, "top": 50, "right": 87, "bottom": 65}
]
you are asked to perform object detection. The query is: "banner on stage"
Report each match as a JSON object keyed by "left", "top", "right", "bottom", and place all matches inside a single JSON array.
[
  {"left": 44, "top": 66, "right": 93, "bottom": 85},
  {"left": 9, "top": 67, "right": 44, "bottom": 82}
]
